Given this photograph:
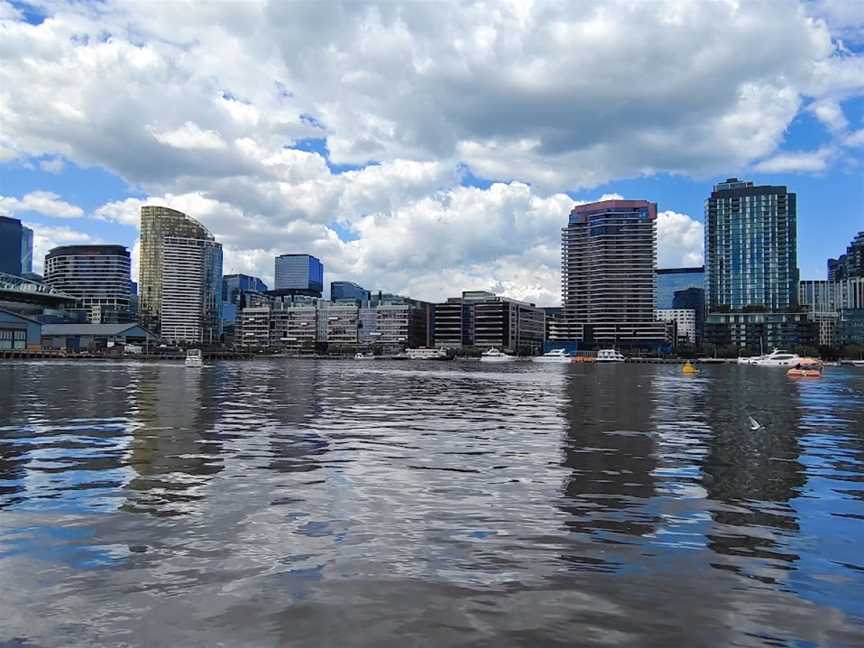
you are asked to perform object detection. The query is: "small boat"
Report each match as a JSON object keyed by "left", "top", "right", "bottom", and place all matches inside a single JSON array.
[
  {"left": 682, "top": 360, "right": 699, "bottom": 375},
  {"left": 787, "top": 367, "right": 822, "bottom": 378},
  {"left": 185, "top": 349, "right": 203, "bottom": 368},
  {"left": 532, "top": 348, "right": 573, "bottom": 364},
  {"left": 354, "top": 352, "right": 375, "bottom": 360},
  {"left": 750, "top": 349, "right": 801, "bottom": 367},
  {"left": 406, "top": 347, "right": 448, "bottom": 360},
  {"left": 480, "top": 348, "right": 516, "bottom": 363},
  {"left": 595, "top": 349, "right": 626, "bottom": 363}
]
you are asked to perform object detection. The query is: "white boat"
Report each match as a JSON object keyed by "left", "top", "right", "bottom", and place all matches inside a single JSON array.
[
  {"left": 354, "top": 352, "right": 375, "bottom": 360},
  {"left": 480, "top": 348, "right": 516, "bottom": 363},
  {"left": 737, "top": 355, "right": 758, "bottom": 365},
  {"left": 406, "top": 347, "right": 448, "bottom": 360},
  {"left": 532, "top": 348, "right": 573, "bottom": 364},
  {"left": 185, "top": 349, "right": 203, "bottom": 368},
  {"left": 595, "top": 349, "right": 626, "bottom": 363},
  {"left": 751, "top": 349, "right": 801, "bottom": 367}
]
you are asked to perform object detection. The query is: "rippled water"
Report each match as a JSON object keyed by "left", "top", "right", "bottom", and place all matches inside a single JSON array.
[{"left": 1, "top": 360, "right": 863, "bottom": 646}]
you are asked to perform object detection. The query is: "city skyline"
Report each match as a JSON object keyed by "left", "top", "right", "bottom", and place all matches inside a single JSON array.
[{"left": 1, "top": 2, "right": 863, "bottom": 305}]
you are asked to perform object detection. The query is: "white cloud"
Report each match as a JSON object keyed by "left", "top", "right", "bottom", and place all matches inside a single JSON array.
[
  {"left": 0, "top": 191, "right": 84, "bottom": 219},
  {"left": 25, "top": 223, "right": 99, "bottom": 274},
  {"left": 147, "top": 122, "right": 228, "bottom": 151},
  {"left": 754, "top": 147, "right": 833, "bottom": 173},
  {"left": 38, "top": 157, "right": 65, "bottom": 173},
  {"left": 657, "top": 210, "right": 704, "bottom": 268}
]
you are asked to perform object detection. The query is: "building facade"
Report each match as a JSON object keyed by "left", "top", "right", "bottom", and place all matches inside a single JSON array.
[
  {"left": 433, "top": 291, "right": 545, "bottom": 354},
  {"left": 828, "top": 231, "right": 864, "bottom": 281},
  {"left": 0, "top": 216, "right": 33, "bottom": 276},
  {"left": 555, "top": 199, "right": 667, "bottom": 349},
  {"left": 44, "top": 245, "right": 132, "bottom": 324},
  {"left": 705, "top": 178, "right": 798, "bottom": 311},
  {"left": 274, "top": 254, "right": 324, "bottom": 297},
  {"left": 656, "top": 309, "right": 697, "bottom": 345},
  {"left": 222, "top": 273, "right": 268, "bottom": 343},
  {"left": 799, "top": 277, "right": 864, "bottom": 346},
  {"left": 331, "top": 281, "right": 370, "bottom": 302},
  {"left": 138, "top": 205, "right": 223, "bottom": 344},
  {"left": 656, "top": 267, "right": 704, "bottom": 309},
  {"left": 704, "top": 311, "right": 817, "bottom": 351}
]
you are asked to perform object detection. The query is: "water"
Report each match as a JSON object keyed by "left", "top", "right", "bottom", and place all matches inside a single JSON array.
[{"left": 1, "top": 360, "right": 863, "bottom": 647}]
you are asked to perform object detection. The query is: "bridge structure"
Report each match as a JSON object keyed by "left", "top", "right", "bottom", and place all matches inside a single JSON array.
[{"left": 0, "top": 272, "right": 77, "bottom": 307}]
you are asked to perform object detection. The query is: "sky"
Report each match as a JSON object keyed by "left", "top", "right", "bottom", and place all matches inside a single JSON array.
[{"left": 0, "top": 0, "right": 862, "bottom": 305}]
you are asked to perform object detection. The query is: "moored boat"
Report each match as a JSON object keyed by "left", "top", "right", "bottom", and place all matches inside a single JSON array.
[
  {"left": 185, "top": 349, "right": 203, "bottom": 368},
  {"left": 406, "top": 347, "right": 448, "bottom": 360},
  {"left": 751, "top": 349, "right": 801, "bottom": 367},
  {"left": 532, "top": 348, "right": 573, "bottom": 364},
  {"left": 480, "top": 348, "right": 516, "bottom": 363},
  {"left": 354, "top": 352, "right": 375, "bottom": 360},
  {"left": 595, "top": 349, "right": 626, "bottom": 363}
]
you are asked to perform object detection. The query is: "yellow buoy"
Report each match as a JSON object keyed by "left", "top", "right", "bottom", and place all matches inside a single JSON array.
[{"left": 682, "top": 360, "right": 699, "bottom": 375}]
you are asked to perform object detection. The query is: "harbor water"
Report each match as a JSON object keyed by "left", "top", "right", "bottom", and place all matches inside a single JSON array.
[{"left": 1, "top": 360, "right": 863, "bottom": 646}]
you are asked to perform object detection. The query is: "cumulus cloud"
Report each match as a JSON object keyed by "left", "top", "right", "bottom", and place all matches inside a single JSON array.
[
  {"left": 754, "top": 147, "right": 833, "bottom": 173},
  {"left": 657, "top": 211, "right": 704, "bottom": 268},
  {"left": 147, "top": 122, "right": 228, "bottom": 151},
  {"left": 0, "top": 191, "right": 84, "bottom": 219}
]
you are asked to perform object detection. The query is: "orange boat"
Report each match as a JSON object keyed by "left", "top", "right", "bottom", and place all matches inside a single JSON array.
[{"left": 787, "top": 358, "right": 824, "bottom": 378}]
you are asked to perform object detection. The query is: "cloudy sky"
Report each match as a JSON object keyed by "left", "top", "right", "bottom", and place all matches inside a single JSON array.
[{"left": 1, "top": 0, "right": 863, "bottom": 304}]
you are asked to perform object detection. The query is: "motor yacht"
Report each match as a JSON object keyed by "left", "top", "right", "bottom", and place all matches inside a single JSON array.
[
  {"left": 480, "top": 348, "right": 516, "bottom": 363},
  {"left": 595, "top": 349, "right": 626, "bottom": 363},
  {"left": 751, "top": 349, "right": 801, "bottom": 367},
  {"left": 185, "top": 349, "right": 203, "bottom": 368},
  {"left": 532, "top": 348, "right": 573, "bottom": 364}
]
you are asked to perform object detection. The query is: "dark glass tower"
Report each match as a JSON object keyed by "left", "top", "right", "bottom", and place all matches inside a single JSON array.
[
  {"left": 274, "top": 254, "right": 323, "bottom": 297},
  {"left": 0, "top": 216, "right": 34, "bottom": 276}
]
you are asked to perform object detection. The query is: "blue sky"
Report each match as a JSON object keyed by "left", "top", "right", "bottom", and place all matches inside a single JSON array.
[{"left": 1, "top": 0, "right": 863, "bottom": 302}]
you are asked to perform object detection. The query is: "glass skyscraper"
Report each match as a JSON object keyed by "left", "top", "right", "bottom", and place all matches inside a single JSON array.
[
  {"left": 274, "top": 254, "right": 324, "bottom": 297},
  {"left": 331, "top": 281, "right": 369, "bottom": 302},
  {"left": 0, "top": 216, "right": 34, "bottom": 276},
  {"left": 139, "top": 205, "right": 223, "bottom": 343},
  {"left": 705, "top": 178, "right": 797, "bottom": 311},
  {"left": 656, "top": 267, "right": 704, "bottom": 309}
]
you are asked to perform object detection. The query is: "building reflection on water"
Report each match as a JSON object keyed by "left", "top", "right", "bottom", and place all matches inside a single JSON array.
[{"left": 558, "top": 366, "right": 659, "bottom": 571}]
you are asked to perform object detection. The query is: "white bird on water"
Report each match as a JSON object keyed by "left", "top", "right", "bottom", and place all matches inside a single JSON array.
[{"left": 748, "top": 416, "right": 762, "bottom": 431}]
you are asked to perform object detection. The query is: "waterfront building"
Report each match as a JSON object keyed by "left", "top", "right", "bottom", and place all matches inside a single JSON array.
[
  {"left": 43, "top": 245, "right": 132, "bottom": 324},
  {"left": 274, "top": 254, "right": 323, "bottom": 297},
  {"left": 433, "top": 290, "right": 545, "bottom": 354},
  {"left": 0, "top": 216, "right": 33, "bottom": 276},
  {"left": 331, "top": 281, "right": 370, "bottom": 302},
  {"left": 0, "top": 307, "right": 41, "bottom": 350},
  {"left": 799, "top": 277, "right": 864, "bottom": 346},
  {"left": 138, "top": 205, "right": 223, "bottom": 344},
  {"left": 656, "top": 309, "right": 697, "bottom": 345},
  {"left": 554, "top": 199, "right": 668, "bottom": 349},
  {"left": 705, "top": 178, "right": 797, "bottom": 311},
  {"left": 41, "top": 323, "right": 157, "bottom": 352},
  {"left": 222, "top": 273, "right": 268, "bottom": 343},
  {"left": 656, "top": 267, "right": 704, "bottom": 309},
  {"left": 672, "top": 287, "right": 706, "bottom": 343},
  {"left": 828, "top": 231, "right": 864, "bottom": 281},
  {"left": 704, "top": 311, "right": 817, "bottom": 351}
]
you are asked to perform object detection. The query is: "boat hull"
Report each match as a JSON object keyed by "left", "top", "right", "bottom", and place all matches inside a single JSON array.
[
  {"left": 532, "top": 357, "right": 572, "bottom": 364},
  {"left": 480, "top": 356, "right": 516, "bottom": 363}
]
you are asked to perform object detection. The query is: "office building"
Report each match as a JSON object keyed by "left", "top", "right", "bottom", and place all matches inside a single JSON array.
[
  {"left": 656, "top": 267, "right": 704, "bottom": 309},
  {"left": 705, "top": 178, "right": 797, "bottom": 311},
  {"left": 433, "top": 291, "right": 545, "bottom": 354},
  {"left": 555, "top": 199, "right": 668, "bottom": 349},
  {"left": 222, "top": 274, "right": 268, "bottom": 343},
  {"left": 800, "top": 277, "right": 864, "bottom": 346},
  {"left": 138, "top": 205, "right": 223, "bottom": 344},
  {"left": 0, "top": 216, "right": 34, "bottom": 276},
  {"left": 273, "top": 254, "right": 323, "bottom": 297},
  {"left": 44, "top": 245, "right": 132, "bottom": 324},
  {"left": 672, "top": 287, "right": 705, "bottom": 343},
  {"left": 331, "top": 281, "right": 370, "bottom": 302},
  {"left": 656, "top": 309, "right": 697, "bottom": 345},
  {"left": 828, "top": 231, "right": 863, "bottom": 281}
]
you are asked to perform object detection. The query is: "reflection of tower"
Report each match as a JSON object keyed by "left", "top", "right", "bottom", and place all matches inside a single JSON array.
[
  {"left": 559, "top": 366, "right": 659, "bottom": 569},
  {"left": 0, "top": 367, "right": 30, "bottom": 508},
  {"left": 125, "top": 365, "right": 223, "bottom": 516},
  {"left": 702, "top": 369, "right": 804, "bottom": 577}
]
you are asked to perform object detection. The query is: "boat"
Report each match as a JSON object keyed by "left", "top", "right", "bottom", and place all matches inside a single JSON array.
[
  {"left": 532, "top": 348, "right": 573, "bottom": 364},
  {"left": 841, "top": 359, "right": 864, "bottom": 367},
  {"left": 480, "top": 348, "right": 516, "bottom": 363},
  {"left": 750, "top": 349, "right": 801, "bottom": 367},
  {"left": 682, "top": 360, "right": 699, "bottom": 375},
  {"left": 184, "top": 349, "right": 203, "bottom": 368},
  {"left": 787, "top": 367, "right": 822, "bottom": 378},
  {"left": 595, "top": 349, "right": 626, "bottom": 363},
  {"left": 406, "top": 347, "right": 448, "bottom": 360},
  {"left": 354, "top": 352, "right": 375, "bottom": 360}
]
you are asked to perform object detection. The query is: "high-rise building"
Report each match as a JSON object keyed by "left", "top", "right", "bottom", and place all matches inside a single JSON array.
[
  {"left": 274, "top": 254, "right": 323, "bottom": 297},
  {"left": 331, "top": 280, "right": 370, "bottom": 302},
  {"left": 555, "top": 199, "right": 667, "bottom": 348},
  {"left": 656, "top": 308, "right": 697, "bottom": 345},
  {"left": 828, "top": 231, "right": 864, "bottom": 281},
  {"left": 138, "top": 205, "right": 223, "bottom": 344},
  {"left": 672, "top": 287, "right": 705, "bottom": 343},
  {"left": 433, "top": 290, "right": 545, "bottom": 354},
  {"left": 221, "top": 273, "right": 268, "bottom": 343},
  {"left": 656, "top": 267, "right": 704, "bottom": 309},
  {"left": 0, "top": 216, "right": 34, "bottom": 276},
  {"left": 44, "top": 245, "right": 132, "bottom": 323},
  {"left": 705, "top": 178, "right": 798, "bottom": 311}
]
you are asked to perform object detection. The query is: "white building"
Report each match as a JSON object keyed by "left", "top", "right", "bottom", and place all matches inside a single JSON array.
[{"left": 656, "top": 308, "right": 697, "bottom": 344}]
